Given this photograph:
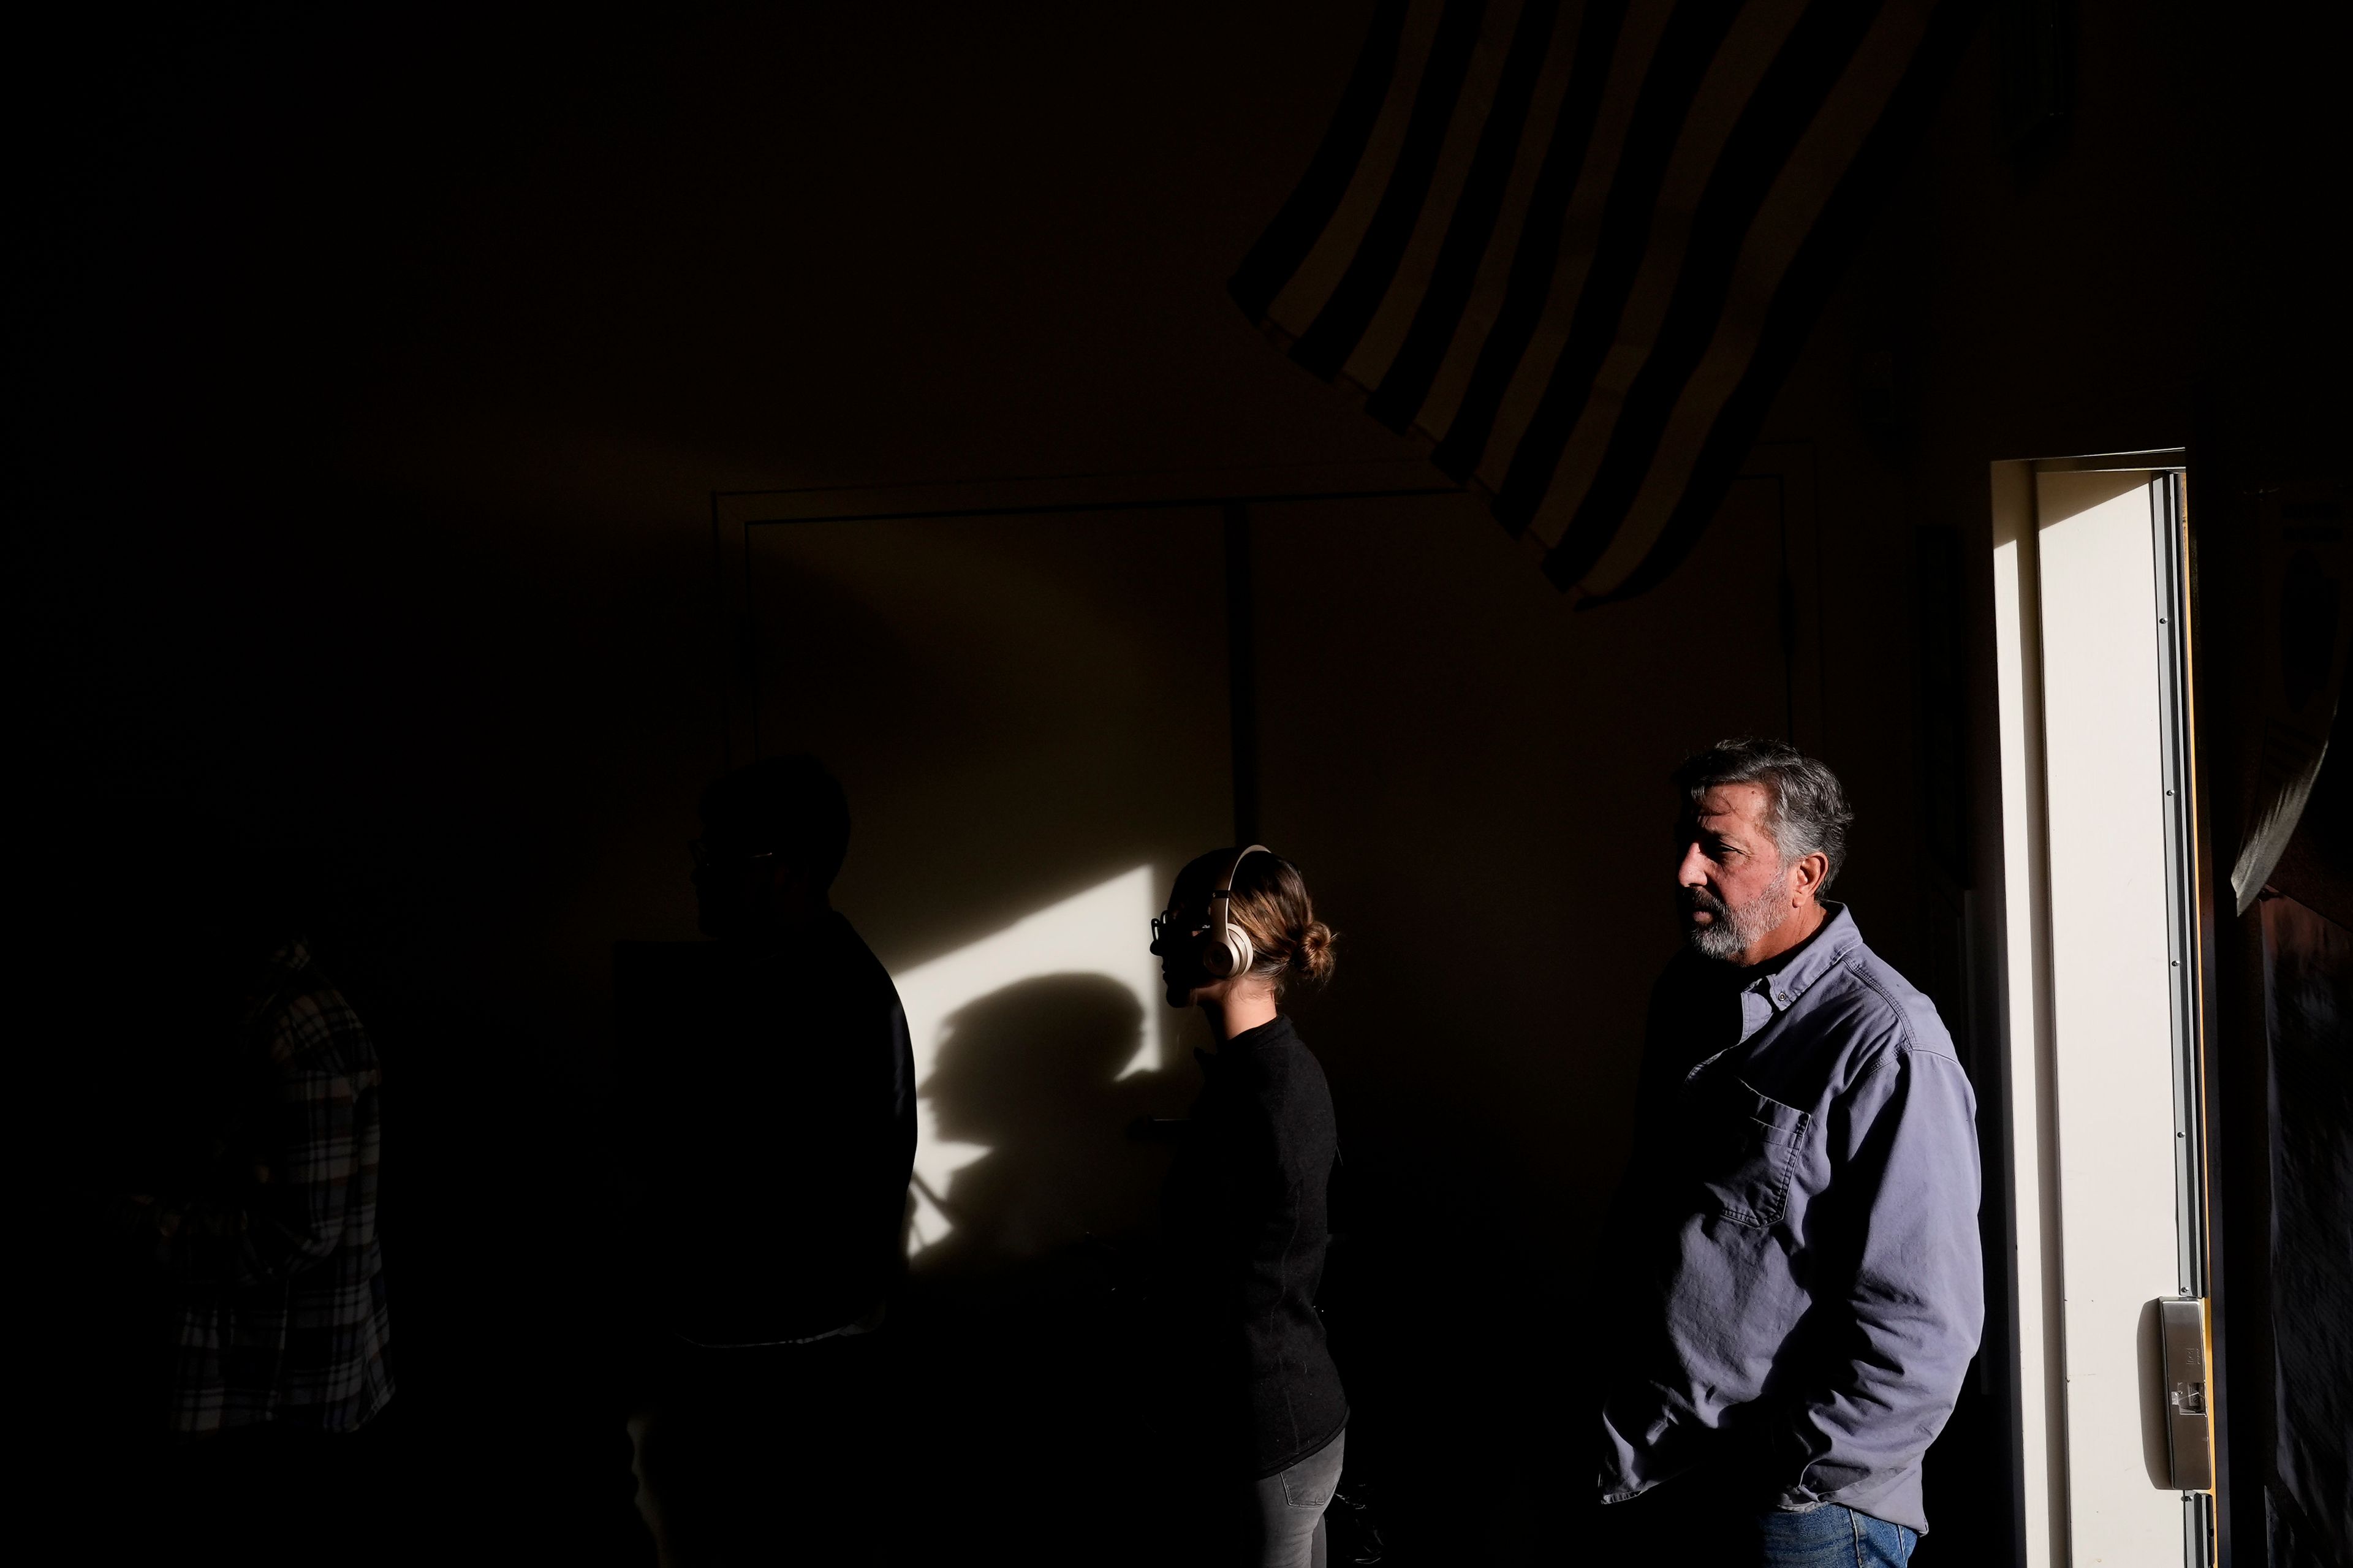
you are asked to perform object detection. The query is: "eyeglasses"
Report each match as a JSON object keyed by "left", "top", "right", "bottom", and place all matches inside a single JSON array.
[
  {"left": 689, "top": 839, "right": 779, "bottom": 871},
  {"left": 1150, "top": 909, "right": 1205, "bottom": 946}
]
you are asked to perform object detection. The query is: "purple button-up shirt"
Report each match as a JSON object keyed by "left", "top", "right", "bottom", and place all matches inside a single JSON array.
[{"left": 1597, "top": 904, "right": 1983, "bottom": 1534}]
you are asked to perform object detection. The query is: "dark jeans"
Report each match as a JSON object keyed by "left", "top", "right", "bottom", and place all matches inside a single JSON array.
[
  {"left": 1594, "top": 1479, "right": 1918, "bottom": 1567},
  {"left": 638, "top": 1330, "right": 893, "bottom": 1566},
  {"left": 1246, "top": 1428, "right": 1346, "bottom": 1568},
  {"left": 99, "top": 1409, "right": 400, "bottom": 1568}
]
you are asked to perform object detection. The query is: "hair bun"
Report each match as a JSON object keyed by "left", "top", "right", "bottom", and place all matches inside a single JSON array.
[{"left": 1289, "top": 920, "right": 1336, "bottom": 985}]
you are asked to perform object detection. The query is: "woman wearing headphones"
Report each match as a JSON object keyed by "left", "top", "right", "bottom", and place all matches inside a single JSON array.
[{"left": 1151, "top": 846, "right": 1346, "bottom": 1567}]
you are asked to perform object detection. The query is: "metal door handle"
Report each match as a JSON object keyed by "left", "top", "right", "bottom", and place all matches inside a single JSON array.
[{"left": 2158, "top": 1296, "right": 2214, "bottom": 1491}]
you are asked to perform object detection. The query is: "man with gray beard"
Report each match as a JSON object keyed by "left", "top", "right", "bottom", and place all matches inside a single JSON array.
[{"left": 1591, "top": 740, "right": 1982, "bottom": 1567}]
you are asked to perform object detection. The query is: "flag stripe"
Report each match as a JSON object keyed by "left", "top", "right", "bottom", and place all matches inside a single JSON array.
[
  {"left": 1469, "top": 2, "right": 1688, "bottom": 506},
  {"left": 1407, "top": 7, "right": 1596, "bottom": 450},
  {"left": 1581, "top": 0, "right": 1977, "bottom": 600},
  {"left": 1427, "top": 0, "right": 1634, "bottom": 486},
  {"left": 1517, "top": 0, "right": 1817, "bottom": 552},
  {"left": 1267, "top": 0, "right": 1453, "bottom": 338},
  {"left": 1490, "top": 0, "right": 1746, "bottom": 532},
  {"left": 1233, "top": 0, "right": 1981, "bottom": 600},
  {"left": 1342, "top": 0, "right": 1533, "bottom": 396},
  {"left": 1228, "top": 0, "right": 1415, "bottom": 324},
  {"left": 1537, "top": 0, "right": 1885, "bottom": 578},
  {"left": 1361, "top": 0, "right": 1560, "bottom": 428},
  {"left": 1561, "top": 0, "right": 1936, "bottom": 592},
  {"left": 1567, "top": 0, "right": 1976, "bottom": 599},
  {"left": 1294, "top": 0, "right": 1495, "bottom": 379}
]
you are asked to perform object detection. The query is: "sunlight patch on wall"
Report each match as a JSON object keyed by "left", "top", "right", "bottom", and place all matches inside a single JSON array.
[{"left": 893, "top": 864, "right": 1166, "bottom": 1257}]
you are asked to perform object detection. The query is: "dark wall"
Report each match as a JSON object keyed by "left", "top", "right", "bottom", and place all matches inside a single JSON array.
[{"left": 2183, "top": 5, "right": 2353, "bottom": 1566}]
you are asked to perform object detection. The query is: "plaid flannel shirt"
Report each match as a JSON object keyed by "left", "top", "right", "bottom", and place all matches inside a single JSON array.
[{"left": 152, "top": 940, "right": 393, "bottom": 1434}]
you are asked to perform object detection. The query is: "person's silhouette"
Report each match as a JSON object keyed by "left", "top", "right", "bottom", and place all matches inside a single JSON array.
[
  {"left": 915, "top": 973, "right": 1178, "bottom": 1273},
  {"left": 70, "top": 822, "right": 397, "bottom": 1567},
  {"left": 624, "top": 756, "right": 914, "bottom": 1566}
]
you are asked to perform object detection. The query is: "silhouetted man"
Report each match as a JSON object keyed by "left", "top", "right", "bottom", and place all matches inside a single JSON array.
[
  {"left": 1593, "top": 740, "right": 1982, "bottom": 1567},
  {"left": 99, "top": 878, "right": 396, "bottom": 1565},
  {"left": 628, "top": 756, "right": 914, "bottom": 1564}
]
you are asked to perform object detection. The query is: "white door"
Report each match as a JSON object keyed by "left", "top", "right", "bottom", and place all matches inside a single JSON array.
[{"left": 1991, "top": 453, "right": 2214, "bottom": 1567}]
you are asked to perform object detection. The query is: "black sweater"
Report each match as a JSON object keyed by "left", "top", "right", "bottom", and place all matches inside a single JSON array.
[{"left": 1162, "top": 1014, "right": 1348, "bottom": 1477}]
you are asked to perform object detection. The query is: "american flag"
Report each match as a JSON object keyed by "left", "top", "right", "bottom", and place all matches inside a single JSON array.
[{"left": 1233, "top": 0, "right": 1980, "bottom": 601}]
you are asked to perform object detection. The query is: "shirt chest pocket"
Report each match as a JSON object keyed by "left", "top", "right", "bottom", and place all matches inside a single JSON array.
[{"left": 1692, "top": 1082, "right": 1811, "bottom": 1229}]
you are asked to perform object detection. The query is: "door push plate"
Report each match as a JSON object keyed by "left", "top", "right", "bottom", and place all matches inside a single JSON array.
[{"left": 2158, "top": 1297, "right": 2214, "bottom": 1491}]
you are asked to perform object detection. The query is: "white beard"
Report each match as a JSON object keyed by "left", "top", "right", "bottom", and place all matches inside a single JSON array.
[{"left": 1684, "top": 881, "right": 1792, "bottom": 962}]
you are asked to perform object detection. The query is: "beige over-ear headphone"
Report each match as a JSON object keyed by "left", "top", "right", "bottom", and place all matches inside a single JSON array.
[{"left": 1201, "top": 844, "right": 1270, "bottom": 980}]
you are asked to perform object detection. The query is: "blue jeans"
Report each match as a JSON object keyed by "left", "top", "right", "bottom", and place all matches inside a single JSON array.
[
  {"left": 1246, "top": 1427, "right": 1346, "bottom": 1567},
  {"left": 1596, "top": 1491, "right": 1918, "bottom": 1567},
  {"left": 1750, "top": 1504, "right": 1917, "bottom": 1567}
]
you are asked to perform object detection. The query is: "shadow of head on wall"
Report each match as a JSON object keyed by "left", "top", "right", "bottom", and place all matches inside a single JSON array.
[{"left": 912, "top": 972, "right": 1192, "bottom": 1290}]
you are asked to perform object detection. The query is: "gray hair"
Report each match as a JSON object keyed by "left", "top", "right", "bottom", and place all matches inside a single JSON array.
[{"left": 1672, "top": 738, "right": 1855, "bottom": 893}]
